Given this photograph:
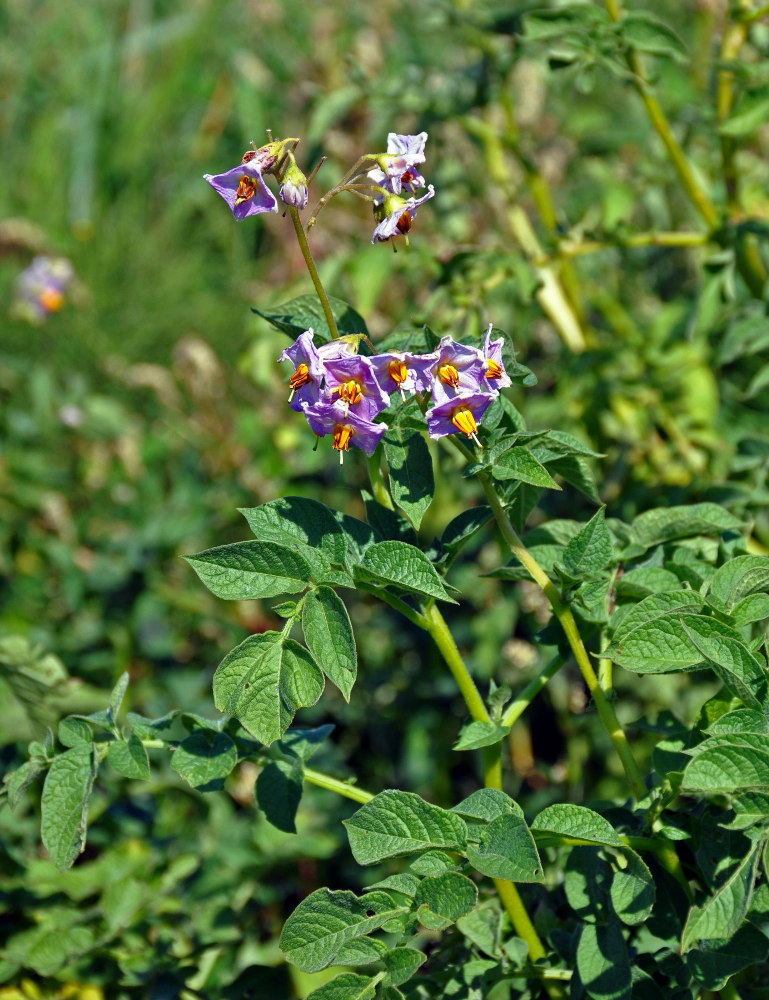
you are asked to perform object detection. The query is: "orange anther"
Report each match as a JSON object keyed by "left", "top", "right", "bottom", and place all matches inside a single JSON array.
[{"left": 439, "top": 364, "right": 460, "bottom": 388}]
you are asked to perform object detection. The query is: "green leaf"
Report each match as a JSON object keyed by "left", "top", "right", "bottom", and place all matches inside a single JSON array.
[
  {"left": 213, "top": 631, "right": 324, "bottom": 745},
  {"left": 5, "top": 759, "right": 45, "bottom": 810},
  {"left": 279, "top": 887, "right": 408, "bottom": 973},
  {"left": 108, "top": 671, "right": 130, "bottom": 723},
  {"left": 682, "top": 743, "right": 769, "bottom": 794},
  {"left": 355, "top": 540, "right": 456, "bottom": 603},
  {"left": 531, "top": 803, "right": 624, "bottom": 848},
  {"left": 40, "top": 744, "right": 98, "bottom": 871},
  {"left": 333, "top": 936, "right": 388, "bottom": 965},
  {"left": 679, "top": 617, "right": 767, "bottom": 710},
  {"left": 185, "top": 540, "right": 312, "bottom": 600},
  {"left": 451, "top": 788, "right": 524, "bottom": 822},
  {"left": 492, "top": 447, "right": 561, "bottom": 489},
  {"left": 682, "top": 842, "right": 761, "bottom": 952},
  {"left": 563, "top": 507, "right": 613, "bottom": 577},
  {"left": 4, "top": 923, "right": 95, "bottom": 977},
  {"left": 706, "top": 710, "right": 769, "bottom": 735},
  {"left": 620, "top": 12, "right": 687, "bottom": 60},
  {"left": 384, "top": 429, "right": 434, "bottom": 529},
  {"left": 440, "top": 506, "right": 492, "bottom": 563},
  {"left": 687, "top": 923, "right": 769, "bottom": 989},
  {"left": 256, "top": 759, "right": 302, "bottom": 833},
  {"left": 732, "top": 593, "right": 769, "bottom": 626},
  {"left": 302, "top": 586, "right": 357, "bottom": 701},
  {"left": 456, "top": 903, "right": 504, "bottom": 958},
  {"left": 453, "top": 720, "right": 510, "bottom": 751},
  {"left": 565, "top": 848, "right": 613, "bottom": 920},
  {"left": 305, "top": 974, "right": 378, "bottom": 1000},
  {"left": 58, "top": 717, "right": 94, "bottom": 747},
  {"left": 612, "top": 591, "right": 704, "bottom": 641},
  {"left": 253, "top": 293, "right": 368, "bottom": 343},
  {"left": 107, "top": 732, "right": 150, "bottom": 780},
  {"left": 408, "top": 851, "right": 459, "bottom": 875},
  {"left": 630, "top": 503, "right": 743, "bottom": 549},
  {"left": 277, "top": 723, "right": 335, "bottom": 761},
  {"left": 544, "top": 455, "right": 600, "bottom": 503},
  {"left": 611, "top": 851, "right": 655, "bottom": 926},
  {"left": 382, "top": 946, "right": 427, "bottom": 986},
  {"left": 344, "top": 790, "right": 467, "bottom": 865},
  {"left": 240, "top": 496, "right": 352, "bottom": 586},
  {"left": 719, "top": 96, "right": 769, "bottom": 137},
  {"left": 614, "top": 566, "right": 682, "bottom": 599},
  {"left": 171, "top": 729, "right": 237, "bottom": 791},
  {"left": 576, "top": 920, "right": 632, "bottom": 1000},
  {"left": 708, "top": 555, "right": 769, "bottom": 613},
  {"left": 465, "top": 813, "right": 544, "bottom": 883},
  {"left": 415, "top": 872, "right": 478, "bottom": 929}
]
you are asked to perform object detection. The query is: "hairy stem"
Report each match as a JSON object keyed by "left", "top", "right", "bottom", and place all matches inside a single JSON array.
[
  {"left": 303, "top": 766, "right": 374, "bottom": 804},
  {"left": 287, "top": 206, "right": 339, "bottom": 339},
  {"left": 477, "top": 471, "right": 647, "bottom": 800}
]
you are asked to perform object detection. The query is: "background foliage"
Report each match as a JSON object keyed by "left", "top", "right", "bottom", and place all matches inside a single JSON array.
[{"left": 2, "top": 0, "right": 769, "bottom": 997}]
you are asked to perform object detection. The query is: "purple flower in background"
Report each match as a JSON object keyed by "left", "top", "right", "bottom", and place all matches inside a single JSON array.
[
  {"left": 370, "top": 351, "right": 435, "bottom": 400},
  {"left": 426, "top": 390, "right": 496, "bottom": 447},
  {"left": 482, "top": 323, "right": 512, "bottom": 390},
  {"left": 424, "top": 335, "right": 487, "bottom": 404},
  {"left": 204, "top": 162, "right": 278, "bottom": 220},
  {"left": 12, "top": 255, "right": 74, "bottom": 324},
  {"left": 321, "top": 355, "right": 390, "bottom": 421},
  {"left": 371, "top": 186, "right": 435, "bottom": 244},
  {"left": 368, "top": 133, "right": 428, "bottom": 196},
  {"left": 302, "top": 400, "right": 388, "bottom": 463},
  {"left": 278, "top": 329, "right": 323, "bottom": 411}
]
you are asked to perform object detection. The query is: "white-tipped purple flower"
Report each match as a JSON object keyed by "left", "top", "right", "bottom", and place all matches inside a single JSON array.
[
  {"left": 204, "top": 162, "right": 278, "bottom": 220},
  {"left": 12, "top": 255, "right": 74, "bottom": 324},
  {"left": 321, "top": 355, "right": 390, "bottom": 421},
  {"left": 426, "top": 390, "right": 497, "bottom": 447},
  {"left": 370, "top": 351, "right": 436, "bottom": 400},
  {"left": 279, "top": 157, "right": 309, "bottom": 210},
  {"left": 424, "top": 335, "right": 487, "bottom": 404},
  {"left": 317, "top": 337, "right": 360, "bottom": 361},
  {"left": 368, "top": 132, "right": 428, "bottom": 197},
  {"left": 372, "top": 186, "right": 435, "bottom": 244},
  {"left": 302, "top": 400, "right": 388, "bottom": 463},
  {"left": 482, "top": 323, "right": 512, "bottom": 390},
  {"left": 279, "top": 328, "right": 323, "bottom": 411}
]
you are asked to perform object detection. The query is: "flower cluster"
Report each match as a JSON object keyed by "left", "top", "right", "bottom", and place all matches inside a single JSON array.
[
  {"left": 204, "top": 130, "right": 434, "bottom": 244},
  {"left": 12, "top": 256, "right": 74, "bottom": 324},
  {"left": 279, "top": 324, "right": 511, "bottom": 462},
  {"left": 368, "top": 132, "right": 435, "bottom": 245}
]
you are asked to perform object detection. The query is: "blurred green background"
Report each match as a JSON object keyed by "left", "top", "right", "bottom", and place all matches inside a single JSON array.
[{"left": 2, "top": 0, "right": 769, "bottom": 995}]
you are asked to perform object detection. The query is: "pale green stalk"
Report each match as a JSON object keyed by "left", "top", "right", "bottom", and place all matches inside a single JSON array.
[
  {"left": 303, "top": 766, "right": 374, "bottom": 804},
  {"left": 287, "top": 205, "right": 339, "bottom": 339},
  {"left": 501, "top": 655, "right": 564, "bottom": 729}
]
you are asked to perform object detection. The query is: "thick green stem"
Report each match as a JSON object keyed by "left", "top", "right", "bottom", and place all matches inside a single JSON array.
[
  {"left": 477, "top": 472, "right": 647, "bottom": 801},
  {"left": 287, "top": 206, "right": 339, "bottom": 340},
  {"left": 303, "top": 766, "right": 374, "bottom": 804}
]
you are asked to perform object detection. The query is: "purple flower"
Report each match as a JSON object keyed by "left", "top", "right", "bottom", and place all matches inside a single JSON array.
[
  {"left": 423, "top": 335, "right": 487, "bottom": 404},
  {"left": 369, "top": 351, "right": 436, "bottom": 400},
  {"left": 426, "top": 391, "right": 496, "bottom": 447},
  {"left": 368, "top": 132, "right": 428, "bottom": 196},
  {"left": 482, "top": 323, "right": 512, "bottom": 390},
  {"left": 302, "top": 400, "right": 388, "bottom": 463},
  {"left": 204, "top": 162, "right": 278, "bottom": 220},
  {"left": 371, "top": 187, "right": 435, "bottom": 244},
  {"left": 278, "top": 329, "right": 323, "bottom": 411},
  {"left": 317, "top": 337, "right": 360, "bottom": 361},
  {"left": 321, "top": 355, "right": 390, "bottom": 421},
  {"left": 12, "top": 255, "right": 74, "bottom": 324}
]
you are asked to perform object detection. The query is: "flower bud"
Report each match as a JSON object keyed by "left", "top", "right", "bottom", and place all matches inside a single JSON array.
[{"left": 279, "top": 159, "right": 309, "bottom": 210}]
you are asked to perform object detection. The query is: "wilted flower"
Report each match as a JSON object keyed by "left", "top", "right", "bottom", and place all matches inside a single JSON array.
[
  {"left": 302, "top": 400, "right": 388, "bottom": 463},
  {"left": 278, "top": 329, "right": 323, "bottom": 411},
  {"left": 426, "top": 390, "right": 496, "bottom": 447},
  {"left": 482, "top": 323, "right": 512, "bottom": 390},
  {"left": 424, "top": 335, "right": 487, "bottom": 404},
  {"left": 372, "top": 187, "right": 435, "bottom": 244},
  {"left": 368, "top": 133, "right": 428, "bottom": 197},
  {"left": 321, "top": 355, "right": 390, "bottom": 420},
  {"left": 204, "top": 162, "right": 278, "bottom": 220},
  {"left": 241, "top": 140, "right": 284, "bottom": 174},
  {"left": 12, "top": 255, "right": 74, "bottom": 324}
]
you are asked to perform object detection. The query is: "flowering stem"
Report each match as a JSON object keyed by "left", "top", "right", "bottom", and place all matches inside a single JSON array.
[
  {"left": 303, "top": 766, "right": 374, "bottom": 804},
  {"left": 306, "top": 154, "right": 378, "bottom": 228},
  {"left": 286, "top": 206, "right": 339, "bottom": 340},
  {"left": 476, "top": 471, "right": 647, "bottom": 801}
]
